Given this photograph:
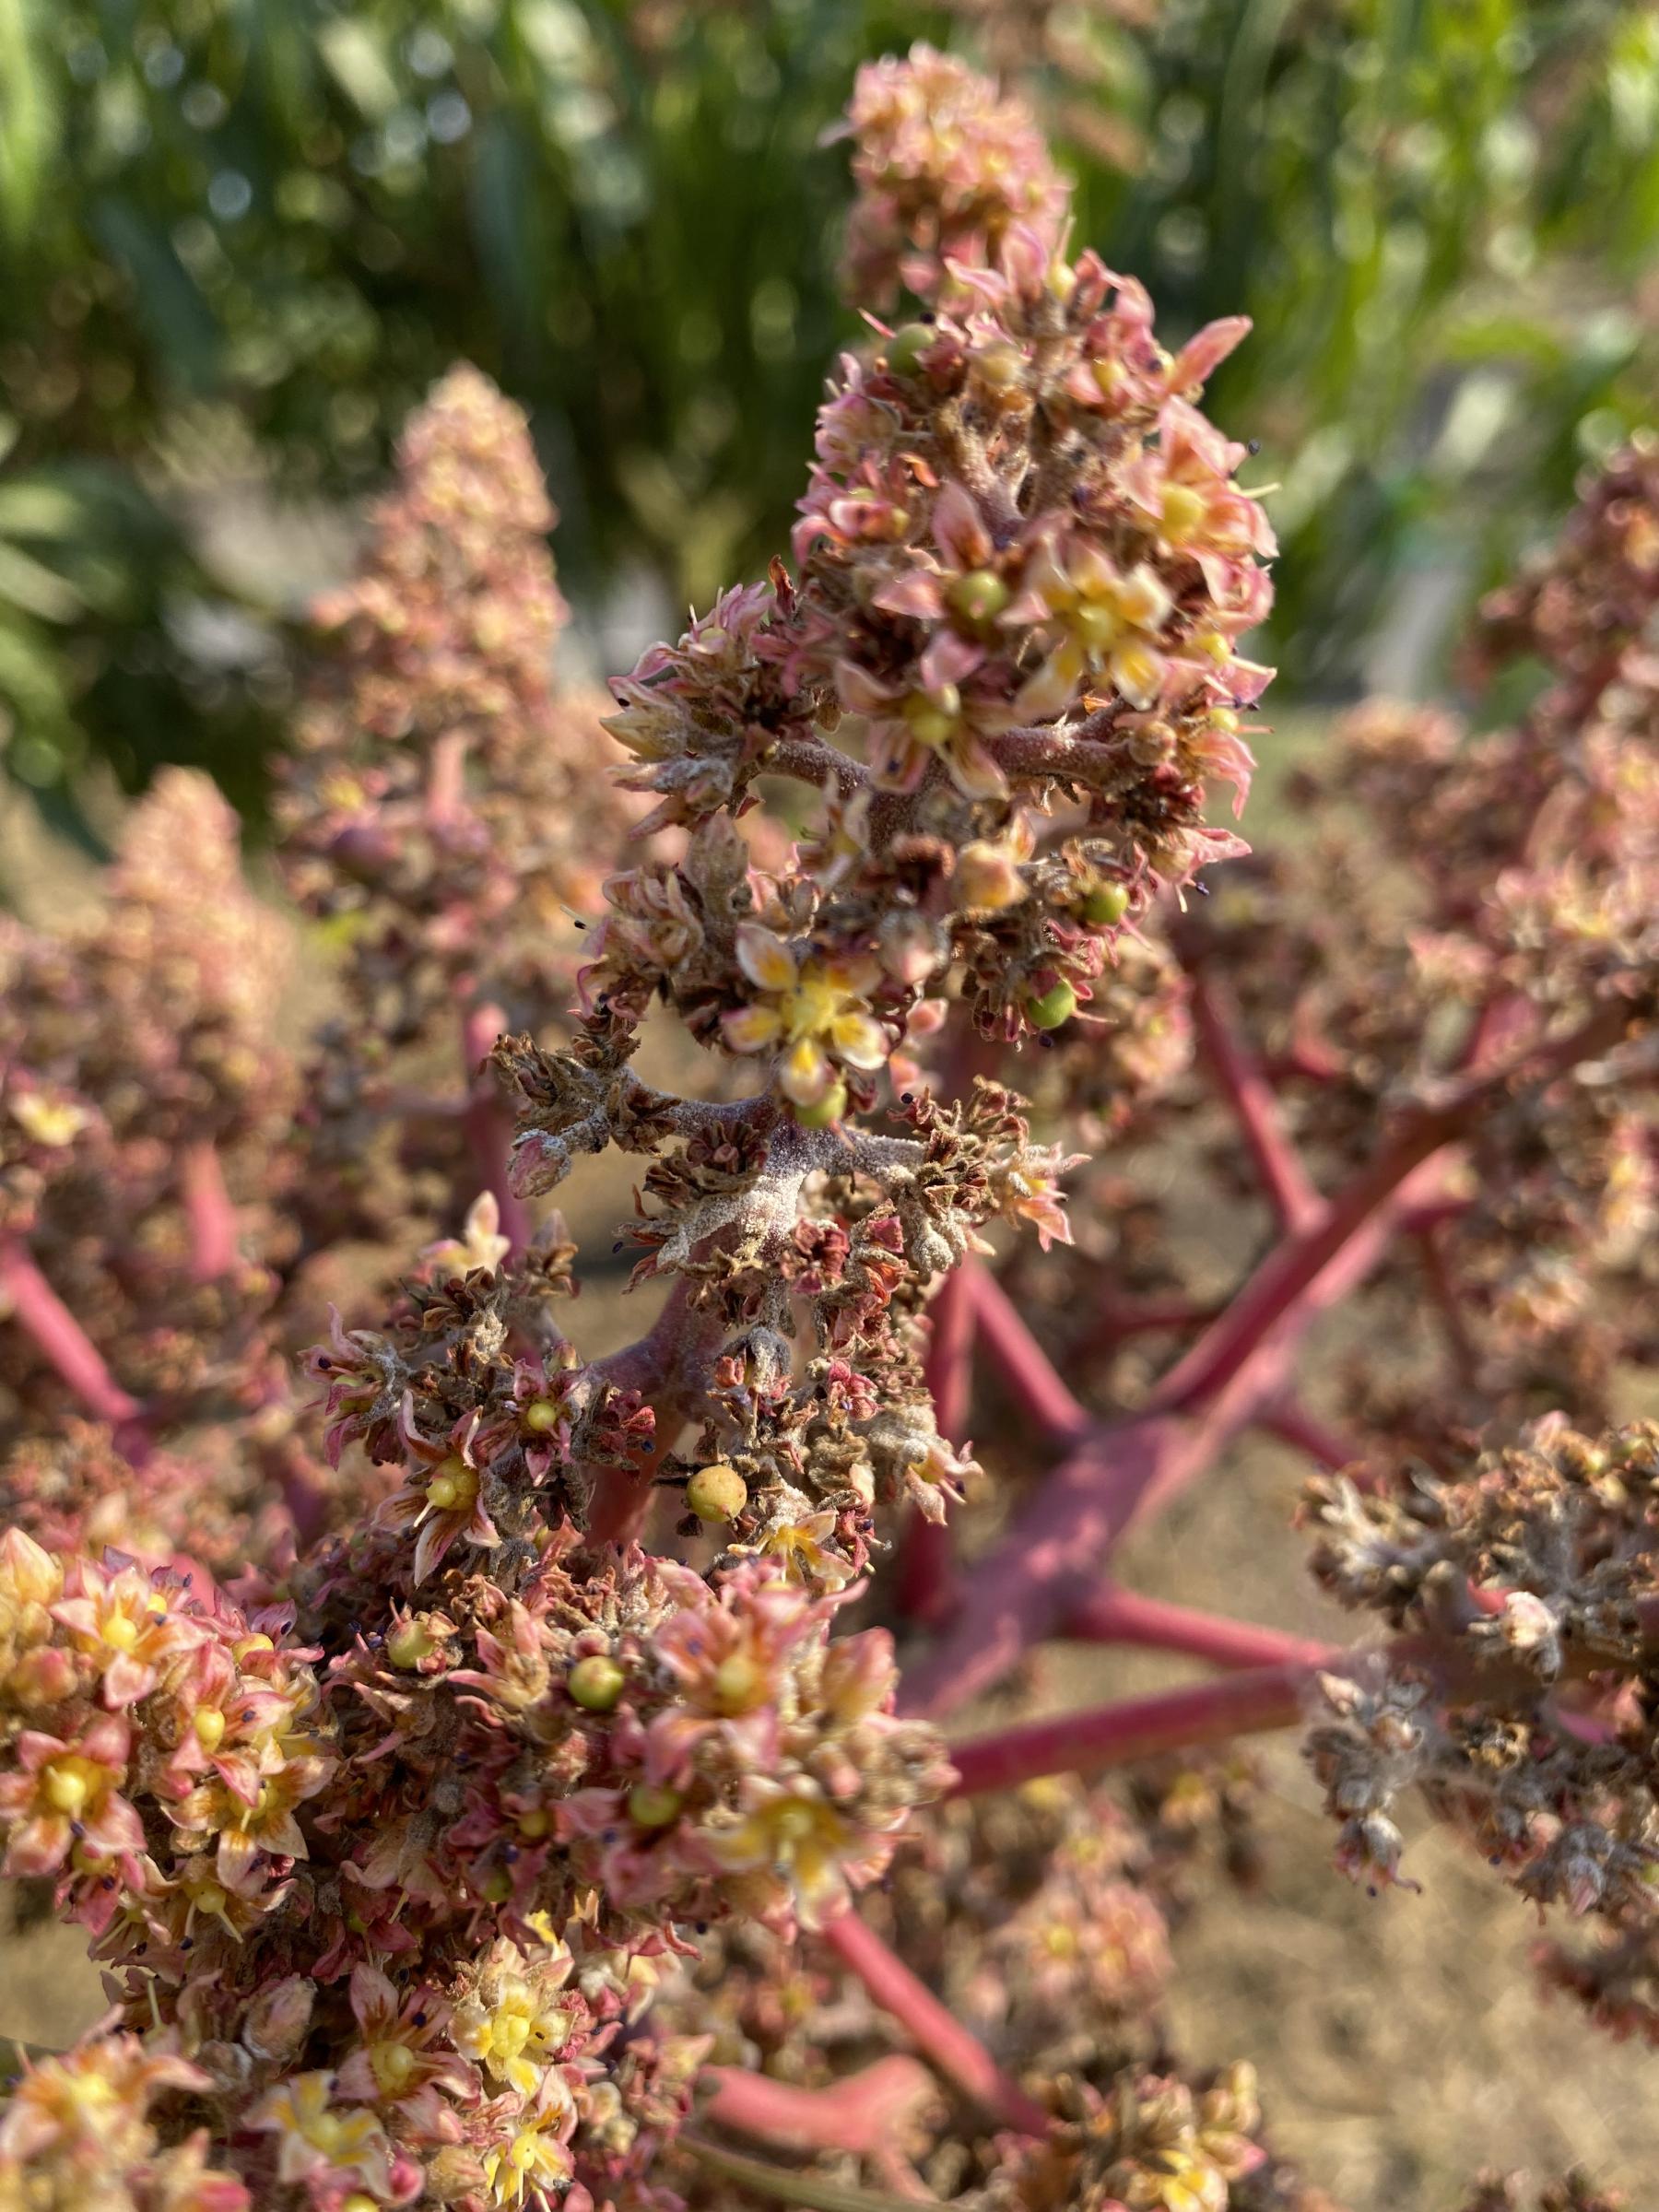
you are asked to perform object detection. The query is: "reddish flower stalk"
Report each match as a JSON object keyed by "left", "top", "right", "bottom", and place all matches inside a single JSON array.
[
  {"left": 1073, "top": 1292, "right": 1222, "bottom": 1362},
  {"left": 1188, "top": 971, "right": 1323, "bottom": 1231},
  {"left": 899, "top": 1176, "right": 1419, "bottom": 1721},
  {"left": 897, "top": 1268, "right": 975, "bottom": 1622},
  {"left": 1415, "top": 1222, "right": 1480, "bottom": 1387},
  {"left": 0, "top": 1239, "right": 146, "bottom": 1434},
  {"left": 702, "top": 2056, "right": 937, "bottom": 2157},
  {"left": 586, "top": 1282, "right": 730, "bottom": 1545},
  {"left": 1063, "top": 1584, "right": 1334, "bottom": 1671},
  {"left": 1148, "top": 995, "right": 1637, "bottom": 1418},
  {"left": 947, "top": 1662, "right": 1317, "bottom": 1795},
  {"left": 820, "top": 1911, "right": 1050, "bottom": 2136},
  {"left": 965, "top": 1261, "right": 1091, "bottom": 1445},
  {"left": 460, "top": 1000, "right": 533, "bottom": 1257},
  {"left": 1253, "top": 1397, "right": 1365, "bottom": 1473},
  {"left": 179, "top": 1141, "right": 240, "bottom": 1283}
]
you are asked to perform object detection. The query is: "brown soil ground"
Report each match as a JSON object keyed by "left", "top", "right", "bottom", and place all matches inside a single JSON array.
[{"left": 2, "top": 756, "right": 1656, "bottom": 2208}]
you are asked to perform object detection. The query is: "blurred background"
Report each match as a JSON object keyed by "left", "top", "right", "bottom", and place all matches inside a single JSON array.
[{"left": 1, "top": 0, "right": 1656, "bottom": 843}]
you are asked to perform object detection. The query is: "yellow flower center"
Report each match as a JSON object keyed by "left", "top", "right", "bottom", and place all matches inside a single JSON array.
[
  {"left": 42, "top": 1757, "right": 100, "bottom": 1816},
  {"left": 100, "top": 1614, "right": 139, "bottom": 1653},
  {"left": 1159, "top": 481, "right": 1207, "bottom": 541},
  {"left": 426, "top": 1457, "right": 477, "bottom": 1513},
  {"left": 900, "top": 687, "right": 961, "bottom": 748},
  {"left": 370, "top": 2040, "right": 418, "bottom": 2093},
  {"left": 714, "top": 1653, "right": 763, "bottom": 1712}
]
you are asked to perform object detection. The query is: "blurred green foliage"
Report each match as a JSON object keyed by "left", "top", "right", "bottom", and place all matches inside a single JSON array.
[{"left": 0, "top": 0, "right": 1655, "bottom": 812}]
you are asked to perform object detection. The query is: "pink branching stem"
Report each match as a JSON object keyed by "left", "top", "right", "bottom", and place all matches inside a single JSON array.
[
  {"left": 1072, "top": 1292, "right": 1221, "bottom": 1365},
  {"left": 820, "top": 1911, "right": 1049, "bottom": 2136},
  {"left": 1147, "top": 994, "right": 1631, "bottom": 1418},
  {"left": 425, "top": 729, "right": 470, "bottom": 833},
  {"left": 459, "top": 1001, "right": 532, "bottom": 1257},
  {"left": 965, "top": 1262, "right": 1091, "bottom": 1445},
  {"left": 896, "top": 1266, "right": 974, "bottom": 1623},
  {"left": 0, "top": 1238, "right": 147, "bottom": 1441},
  {"left": 1063, "top": 1584, "right": 1334, "bottom": 1671},
  {"left": 701, "top": 2056, "right": 936, "bottom": 2158},
  {"left": 949, "top": 1598, "right": 1659, "bottom": 1796},
  {"left": 180, "top": 1141, "right": 240, "bottom": 1282},
  {"left": 587, "top": 1282, "right": 728, "bottom": 1546},
  {"left": 1416, "top": 1224, "right": 1480, "bottom": 1387},
  {"left": 1189, "top": 972, "right": 1323, "bottom": 1231},
  {"left": 947, "top": 1662, "right": 1317, "bottom": 1795},
  {"left": 1254, "top": 1396, "right": 1365, "bottom": 1473},
  {"left": 898, "top": 1178, "right": 1415, "bottom": 1722}
]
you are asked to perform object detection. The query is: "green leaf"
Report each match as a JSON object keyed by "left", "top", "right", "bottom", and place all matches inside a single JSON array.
[
  {"left": 316, "top": 18, "right": 401, "bottom": 121},
  {"left": 89, "top": 198, "right": 220, "bottom": 391},
  {"left": 0, "top": 0, "right": 53, "bottom": 244},
  {"left": 0, "top": 541, "right": 84, "bottom": 623}
]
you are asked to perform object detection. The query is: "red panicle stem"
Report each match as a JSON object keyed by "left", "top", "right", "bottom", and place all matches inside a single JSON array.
[
  {"left": 1189, "top": 972, "right": 1322, "bottom": 1230},
  {"left": 180, "top": 1141, "right": 240, "bottom": 1282},
  {"left": 896, "top": 1266, "right": 974, "bottom": 1624},
  {"left": 701, "top": 2056, "right": 936, "bottom": 2157},
  {"left": 587, "top": 1282, "right": 730, "bottom": 1546},
  {"left": 460, "top": 1001, "right": 532, "bottom": 1257},
  {"left": 1147, "top": 997, "right": 1634, "bottom": 1418},
  {"left": 820, "top": 1911, "right": 1049, "bottom": 2137},
  {"left": 899, "top": 1172, "right": 1413, "bottom": 1722},
  {"left": 1064, "top": 1584, "right": 1333, "bottom": 1671},
  {"left": 0, "top": 1239, "right": 147, "bottom": 1435},
  {"left": 965, "top": 1262, "right": 1090, "bottom": 1444},
  {"left": 1254, "top": 1396, "right": 1364, "bottom": 1473},
  {"left": 947, "top": 1662, "right": 1316, "bottom": 1796}
]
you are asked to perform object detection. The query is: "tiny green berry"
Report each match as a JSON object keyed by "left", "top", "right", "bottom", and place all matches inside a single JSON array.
[
  {"left": 946, "top": 569, "right": 1010, "bottom": 626},
  {"left": 568, "top": 1654, "right": 626, "bottom": 1712},
  {"left": 1081, "top": 881, "right": 1131, "bottom": 927},
  {"left": 628, "top": 1783, "right": 683, "bottom": 1829},
  {"left": 523, "top": 1397, "right": 561, "bottom": 1433},
  {"left": 886, "top": 322, "right": 935, "bottom": 378},
  {"left": 794, "top": 1081, "right": 848, "bottom": 1130},
  {"left": 387, "top": 1619, "right": 435, "bottom": 1668},
  {"left": 686, "top": 1462, "right": 749, "bottom": 1523},
  {"left": 1026, "top": 978, "right": 1078, "bottom": 1030}
]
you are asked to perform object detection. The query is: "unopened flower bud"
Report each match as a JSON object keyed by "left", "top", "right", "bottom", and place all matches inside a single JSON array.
[
  {"left": 686, "top": 1463, "right": 749, "bottom": 1523},
  {"left": 878, "top": 907, "right": 946, "bottom": 984},
  {"left": 241, "top": 1976, "right": 315, "bottom": 2064},
  {"left": 955, "top": 841, "right": 1028, "bottom": 912},
  {"left": 972, "top": 340, "right": 1025, "bottom": 393}
]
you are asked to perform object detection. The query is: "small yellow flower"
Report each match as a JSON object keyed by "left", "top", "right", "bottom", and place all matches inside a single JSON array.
[
  {"left": 480, "top": 2085, "right": 575, "bottom": 2207},
  {"left": 702, "top": 1778, "right": 859, "bottom": 1922},
  {"left": 722, "top": 926, "right": 888, "bottom": 1108},
  {"left": 452, "top": 1941, "right": 576, "bottom": 2097},
  {"left": 1018, "top": 542, "right": 1174, "bottom": 719},
  {"left": 7, "top": 1091, "right": 88, "bottom": 1148},
  {"left": 248, "top": 2070, "right": 392, "bottom": 2196}
]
